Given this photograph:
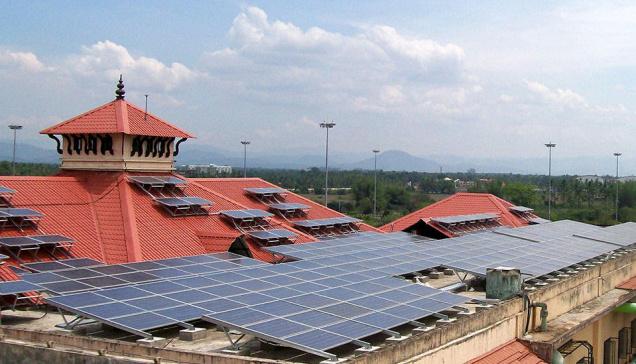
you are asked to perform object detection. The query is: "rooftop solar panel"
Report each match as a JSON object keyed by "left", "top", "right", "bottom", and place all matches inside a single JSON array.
[
  {"left": 0, "top": 208, "right": 44, "bottom": 218},
  {"left": 244, "top": 187, "right": 287, "bottom": 195},
  {"left": 128, "top": 176, "right": 186, "bottom": 186},
  {"left": 220, "top": 209, "right": 273, "bottom": 220},
  {"left": 294, "top": 217, "right": 361, "bottom": 228},
  {"left": 155, "top": 196, "right": 212, "bottom": 207},
  {"left": 269, "top": 203, "right": 310, "bottom": 211},
  {"left": 0, "top": 280, "right": 40, "bottom": 295},
  {"left": 248, "top": 229, "right": 297, "bottom": 241},
  {"left": 0, "top": 186, "right": 16, "bottom": 194},
  {"left": 0, "top": 234, "right": 74, "bottom": 248},
  {"left": 509, "top": 206, "right": 534, "bottom": 213},
  {"left": 431, "top": 213, "right": 499, "bottom": 225}
]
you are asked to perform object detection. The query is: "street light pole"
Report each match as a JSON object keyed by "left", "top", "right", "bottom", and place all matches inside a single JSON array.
[
  {"left": 614, "top": 152, "right": 622, "bottom": 221},
  {"left": 8, "top": 125, "right": 23, "bottom": 176},
  {"left": 373, "top": 149, "right": 380, "bottom": 217},
  {"left": 320, "top": 121, "right": 336, "bottom": 206},
  {"left": 545, "top": 142, "right": 556, "bottom": 220},
  {"left": 240, "top": 141, "right": 250, "bottom": 178}
]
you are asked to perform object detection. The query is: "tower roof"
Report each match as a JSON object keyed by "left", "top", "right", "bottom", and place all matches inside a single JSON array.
[
  {"left": 40, "top": 99, "right": 194, "bottom": 138},
  {"left": 40, "top": 77, "right": 193, "bottom": 138}
]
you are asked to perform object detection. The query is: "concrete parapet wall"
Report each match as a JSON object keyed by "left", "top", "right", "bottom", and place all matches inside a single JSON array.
[{"left": 0, "top": 327, "right": 280, "bottom": 364}]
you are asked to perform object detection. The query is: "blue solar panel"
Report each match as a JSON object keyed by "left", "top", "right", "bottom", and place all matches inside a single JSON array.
[
  {"left": 244, "top": 187, "right": 286, "bottom": 195},
  {"left": 220, "top": 209, "right": 273, "bottom": 220},
  {"left": 268, "top": 203, "right": 310, "bottom": 211},
  {"left": 248, "top": 229, "right": 297, "bottom": 241},
  {"left": 0, "top": 280, "right": 41, "bottom": 295}
]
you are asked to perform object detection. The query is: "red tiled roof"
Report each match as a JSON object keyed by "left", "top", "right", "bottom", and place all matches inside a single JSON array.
[
  {"left": 380, "top": 192, "right": 533, "bottom": 236},
  {"left": 468, "top": 340, "right": 546, "bottom": 364},
  {"left": 617, "top": 276, "right": 636, "bottom": 290},
  {"left": 0, "top": 174, "right": 375, "bottom": 280},
  {"left": 39, "top": 99, "right": 193, "bottom": 138}
]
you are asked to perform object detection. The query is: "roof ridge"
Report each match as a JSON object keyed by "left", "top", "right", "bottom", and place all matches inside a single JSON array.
[
  {"left": 487, "top": 194, "right": 523, "bottom": 227},
  {"left": 119, "top": 178, "right": 142, "bottom": 261}
]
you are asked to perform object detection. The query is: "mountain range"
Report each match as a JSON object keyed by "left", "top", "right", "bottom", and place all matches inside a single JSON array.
[{"left": 0, "top": 140, "right": 631, "bottom": 176}]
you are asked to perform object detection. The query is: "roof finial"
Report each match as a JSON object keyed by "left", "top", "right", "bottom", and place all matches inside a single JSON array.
[{"left": 115, "top": 74, "right": 125, "bottom": 100}]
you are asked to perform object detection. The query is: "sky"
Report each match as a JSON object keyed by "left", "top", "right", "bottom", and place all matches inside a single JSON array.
[{"left": 1, "top": 1, "right": 636, "bottom": 168}]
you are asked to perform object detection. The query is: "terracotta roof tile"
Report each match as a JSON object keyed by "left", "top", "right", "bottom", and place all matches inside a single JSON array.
[
  {"left": 468, "top": 340, "right": 546, "bottom": 364},
  {"left": 40, "top": 99, "right": 193, "bottom": 138},
  {"left": 617, "top": 276, "right": 636, "bottom": 290}
]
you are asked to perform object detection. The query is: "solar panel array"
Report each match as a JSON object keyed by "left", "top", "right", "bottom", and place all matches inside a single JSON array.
[
  {"left": 0, "top": 234, "right": 74, "bottom": 248},
  {"left": 35, "top": 249, "right": 470, "bottom": 360},
  {"left": 268, "top": 203, "right": 310, "bottom": 212},
  {"left": 509, "top": 206, "right": 534, "bottom": 213},
  {"left": 0, "top": 186, "right": 15, "bottom": 194},
  {"left": 244, "top": 187, "right": 287, "bottom": 195},
  {"left": 431, "top": 213, "right": 499, "bottom": 225},
  {"left": 0, "top": 208, "right": 43, "bottom": 219},
  {"left": 155, "top": 196, "right": 212, "bottom": 208},
  {"left": 248, "top": 229, "right": 297, "bottom": 242},
  {"left": 220, "top": 209, "right": 273, "bottom": 220},
  {"left": 294, "top": 217, "right": 361, "bottom": 228},
  {"left": 0, "top": 280, "right": 40, "bottom": 295},
  {"left": 128, "top": 176, "right": 186, "bottom": 187},
  {"left": 22, "top": 258, "right": 102, "bottom": 273},
  {"left": 269, "top": 220, "right": 629, "bottom": 278},
  {"left": 36, "top": 253, "right": 470, "bottom": 357},
  {"left": 24, "top": 253, "right": 264, "bottom": 295}
]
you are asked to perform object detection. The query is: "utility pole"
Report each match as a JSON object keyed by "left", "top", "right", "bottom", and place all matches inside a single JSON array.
[
  {"left": 241, "top": 141, "right": 250, "bottom": 178},
  {"left": 320, "top": 121, "right": 336, "bottom": 206},
  {"left": 545, "top": 142, "right": 556, "bottom": 220},
  {"left": 614, "top": 152, "right": 622, "bottom": 221},
  {"left": 373, "top": 149, "right": 380, "bottom": 217},
  {"left": 8, "top": 125, "right": 23, "bottom": 176}
]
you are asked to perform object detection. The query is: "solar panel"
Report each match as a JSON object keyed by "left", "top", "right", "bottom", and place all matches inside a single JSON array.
[
  {"left": 431, "top": 213, "right": 499, "bottom": 225},
  {"left": 269, "top": 203, "right": 310, "bottom": 211},
  {"left": 0, "top": 234, "right": 74, "bottom": 249},
  {"left": 248, "top": 229, "right": 297, "bottom": 241},
  {"left": 220, "top": 209, "right": 273, "bottom": 220},
  {"left": 244, "top": 187, "right": 287, "bottom": 195},
  {"left": 0, "top": 280, "right": 40, "bottom": 295},
  {"left": 155, "top": 196, "right": 212, "bottom": 207},
  {"left": 509, "top": 206, "right": 534, "bottom": 213},
  {"left": 0, "top": 186, "right": 16, "bottom": 194},
  {"left": 128, "top": 176, "right": 186, "bottom": 186},
  {"left": 294, "top": 217, "right": 361, "bottom": 228},
  {"left": 0, "top": 208, "right": 44, "bottom": 218}
]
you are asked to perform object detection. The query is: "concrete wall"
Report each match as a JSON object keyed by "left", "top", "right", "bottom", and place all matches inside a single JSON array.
[{"left": 0, "top": 327, "right": 280, "bottom": 364}]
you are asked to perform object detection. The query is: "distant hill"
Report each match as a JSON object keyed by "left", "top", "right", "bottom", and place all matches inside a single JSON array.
[
  {"left": 337, "top": 150, "right": 440, "bottom": 172},
  {"left": 0, "top": 141, "right": 59, "bottom": 164},
  {"left": 1, "top": 140, "right": 633, "bottom": 176}
]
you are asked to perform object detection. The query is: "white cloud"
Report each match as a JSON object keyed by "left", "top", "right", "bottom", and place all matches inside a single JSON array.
[
  {"left": 68, "top": 40, "right": 197, "bottom": 90},
  {"left": 0, "top": 49, "right": 48, "bottom": 72},
  {"left": 203, "top": 6, "right": 470, "bottom": 117},
  {"left": 525, "top": 80, "right": 586, "bottom": 107}
]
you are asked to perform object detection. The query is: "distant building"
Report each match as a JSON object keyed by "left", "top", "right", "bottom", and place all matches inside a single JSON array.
[
  {"left": 179, "top": 163, "right": 232, "bottom": 176},
  {"left": 576, "top": 175, "right": 607, "bottom": 183}
]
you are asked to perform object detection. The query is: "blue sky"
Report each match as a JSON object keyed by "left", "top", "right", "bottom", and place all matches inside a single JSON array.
[{"left": 1, "top": 1, "right": 636, "bottom": 169}]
